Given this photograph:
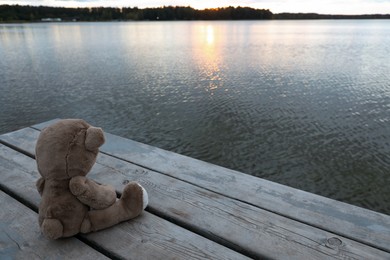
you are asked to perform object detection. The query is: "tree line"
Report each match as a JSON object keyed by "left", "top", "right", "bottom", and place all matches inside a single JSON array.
[
  {"left": 274, "top": 12, "right": 390, "bottom": 19},
  {"left": 0, "top": 5, "right": 273, "bottom": 22},
  {"left": 1, "top": 5, "right": 389, "bottom": 22}
]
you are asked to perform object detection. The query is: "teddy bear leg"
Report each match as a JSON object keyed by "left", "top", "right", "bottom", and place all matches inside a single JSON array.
[
  {"left": 70, "top": 176, "right": 117, "bottom": 209},
  {"left": 80, "top": 182, "right": 148, "bottom": 233},
  {"left": 41, "top": 218, "right": 63, "bottom": 239}
]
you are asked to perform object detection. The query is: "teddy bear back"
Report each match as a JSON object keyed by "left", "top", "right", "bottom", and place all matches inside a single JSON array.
[{"left": 35, "top": 119, "right": 105, "bottom": 180}]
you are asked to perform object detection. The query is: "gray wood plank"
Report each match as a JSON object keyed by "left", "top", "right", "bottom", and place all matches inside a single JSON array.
[
  {"left": 1, "top": 128, "right": 390, "bottom": 259},
  {"left": 0, "top": 144, "right": 249, "bottom": 260},
  {"left": 29, "top": 120, "right": 390, "bottom": 253},
  {"left": 0, "top": 190, "right": 109, "bottom": 260},
  {"left": 92, "top": 153, "right": 390, "bottom": 260}
]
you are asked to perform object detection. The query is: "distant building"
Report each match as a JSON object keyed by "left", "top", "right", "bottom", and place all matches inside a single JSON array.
[{"left": 41, "top": 18, "right": 62, "bottom": 22}]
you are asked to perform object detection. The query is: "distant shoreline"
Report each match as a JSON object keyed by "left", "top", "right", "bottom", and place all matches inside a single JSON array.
[
  {"left": 1, "top": 5, "right": 389, "bottom": 23},
  {"left": 273, "top": 13, "right": 390, "bottom": 20}
]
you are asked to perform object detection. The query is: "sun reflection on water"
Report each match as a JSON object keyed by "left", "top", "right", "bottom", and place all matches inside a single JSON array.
[
  {"left": 194, "top": 24, "right": 224, "bottom": 95},
  {"left": 206, "top": 25, "right": 214, "bottom": 45}
]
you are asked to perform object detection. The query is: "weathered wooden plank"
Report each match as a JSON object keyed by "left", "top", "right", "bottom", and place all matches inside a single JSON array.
[
  {"left": 0, "top": 144, "right": 249, "bottom": 260},
  {"left": 90, "top": 153, "right": 390, "bottom": 260},
  {"left": 29, "top": 120, "right": 390, "bottom": 253},
  {"left": 0, "top": 190, "right": 110, "bottom": 260},
  {"left": 1, "top": 127, "right": 390, "bottom": 259}
]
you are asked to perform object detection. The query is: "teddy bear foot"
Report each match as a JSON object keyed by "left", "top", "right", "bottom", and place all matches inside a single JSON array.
[
  {"left": 41, "top": 218, "right": 63, "bottom": 239},
  {"left": 120, "top": 182, "right": 148, "bottom": 217}
]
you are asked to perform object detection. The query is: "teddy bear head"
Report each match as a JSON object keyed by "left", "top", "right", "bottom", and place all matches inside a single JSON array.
[{"left": 35, "top": 119, "right": 105, "bottom": 180}]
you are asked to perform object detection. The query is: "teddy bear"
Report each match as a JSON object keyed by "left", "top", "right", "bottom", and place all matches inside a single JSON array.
[{"left": 35, "top": 119, "right": 148, "bottom": 239}]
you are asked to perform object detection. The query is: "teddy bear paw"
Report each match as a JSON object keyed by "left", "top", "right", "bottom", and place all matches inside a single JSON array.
[{"left": 69, "top": 176, "right": 88, "bottom": 196}]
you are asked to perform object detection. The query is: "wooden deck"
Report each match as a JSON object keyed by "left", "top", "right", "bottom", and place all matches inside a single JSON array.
[{"left": 0, "top": 119, "right": 389, "bottom": 259}]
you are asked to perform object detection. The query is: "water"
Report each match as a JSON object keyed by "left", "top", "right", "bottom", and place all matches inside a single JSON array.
[{"left": 1, "top": 20, "right": 389, "bottom": 215}]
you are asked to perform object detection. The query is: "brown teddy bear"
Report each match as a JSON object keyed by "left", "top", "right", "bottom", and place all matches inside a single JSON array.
[{"left": 35, "top": 119, "right": 148, "bottom": 239}]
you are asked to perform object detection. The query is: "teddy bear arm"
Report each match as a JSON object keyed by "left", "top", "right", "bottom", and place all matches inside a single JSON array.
[
  {"left": 36, "top": 177, "right": 45, "bottom": 196},
  {"left": 69, "top": 176, "right": 117, "bottom": 209}
]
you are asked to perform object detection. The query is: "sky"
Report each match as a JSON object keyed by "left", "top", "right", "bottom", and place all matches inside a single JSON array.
[{"left": 1, "top": 0, "right": 390, "bottom": 15}]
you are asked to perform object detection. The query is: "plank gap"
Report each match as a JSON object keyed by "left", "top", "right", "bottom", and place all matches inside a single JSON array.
[
  {"left": 0, "top": 182, "right": 38, "bottom": 212},
  {"left": 0, "top": 139, "right": 35, "bottom": 159},
  {"left": 146, "top": 206, "right": 260, "bottom": 260},
  {"left": 76, "top": 235, "right": 124, "bottom": 260}
]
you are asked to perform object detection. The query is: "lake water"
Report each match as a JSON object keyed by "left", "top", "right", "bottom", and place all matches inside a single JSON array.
[{"left": 1, "top": 20, "right": 389, "bottom": 215}]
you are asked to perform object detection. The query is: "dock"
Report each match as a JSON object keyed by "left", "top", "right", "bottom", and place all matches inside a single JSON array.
[{"left": 1, "top": 119, "right": 389, "bottom": 259}]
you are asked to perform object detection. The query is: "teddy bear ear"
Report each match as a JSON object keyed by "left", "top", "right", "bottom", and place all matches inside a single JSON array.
[{"left": 85, "top": 127, "right": 105, "bottom": 151}]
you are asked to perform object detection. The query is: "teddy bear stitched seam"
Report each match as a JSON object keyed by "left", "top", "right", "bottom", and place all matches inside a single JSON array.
[{"left": 65, "top": 128, "right": 87, "bottom": 178}]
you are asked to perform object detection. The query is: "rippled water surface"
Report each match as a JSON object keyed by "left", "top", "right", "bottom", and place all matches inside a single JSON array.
[{"left": 1, "top": 20, "right": 389, "bottom": 214}]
